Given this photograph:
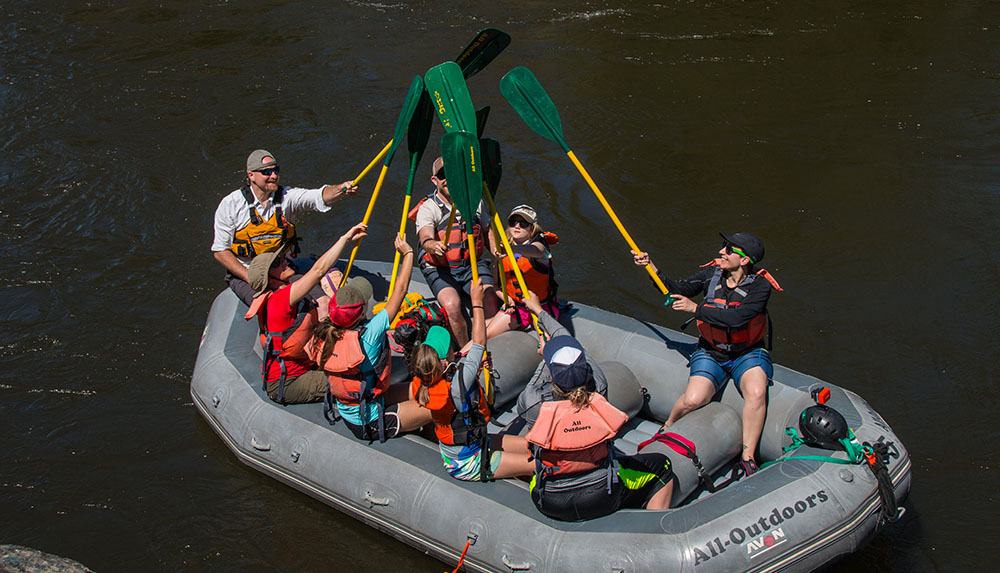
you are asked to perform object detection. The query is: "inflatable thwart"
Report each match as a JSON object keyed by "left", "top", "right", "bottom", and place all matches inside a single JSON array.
[{"left": 191, "top": 260, "right": 910, "bottom": 572}]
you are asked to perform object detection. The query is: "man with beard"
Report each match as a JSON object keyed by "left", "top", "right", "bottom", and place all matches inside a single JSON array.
[{"left": 212, "top": 149, "right": 358, "bottom": 306}]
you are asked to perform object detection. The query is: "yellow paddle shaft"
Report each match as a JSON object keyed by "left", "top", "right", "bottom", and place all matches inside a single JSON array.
[
  {"left": 481, "top": 184, "right": 541, "bottom": 335},
  {"left": 566, "top": 150, "right": 671, "bottom": 296},
  {"left": 341, "top": 164, "right": 389, "bottom": 287},
  {"left": 386, "top": 192, "right": 414, "bottom": 298},
  {"left": 353, "top": 140, "right": 392, "bottom": 187}
]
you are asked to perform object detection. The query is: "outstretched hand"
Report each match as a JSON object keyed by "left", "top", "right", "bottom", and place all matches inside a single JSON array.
[
  {"left": 470, "top": 278, "right": 488, "bottom": 306},
  {"left": 669, "top": 294, "right": 697, "bottom": 313},
  {"left": 632, "top": 250, "right": 650, "bottom": 267},
  {"left": 341, "top": 222, "right": 368, "bottom": 243},
  {"left": 340, "top": 180, "right": 359, "bottom": 195},
  {"left": 523, "top": 290, "right": 543, "bottom": 316},
  {"left": 393, "top": 232, "right": 413, "bottom": 256}
]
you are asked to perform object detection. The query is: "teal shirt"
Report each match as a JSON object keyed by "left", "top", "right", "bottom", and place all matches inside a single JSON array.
[{"left": 336, "top": 309, "right": 391, "bottom": 425}]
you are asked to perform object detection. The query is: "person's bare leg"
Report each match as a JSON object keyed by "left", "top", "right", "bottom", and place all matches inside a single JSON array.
[
  {"left": 395, "top": 399, "right": 434, "bottom": 433},
  {"left": 645, "top": 479, "right": 674, "bottom": 510},
  {"left": 489, "top": 434, "right": 534, "bottom": 479},
  {"left": 663, "top": 375, "right": 716, "bottom": 429},
  {"left": 738, "top": 367, "right": 769, "bottom": 462},
  {"left": 436, "top": 286, "right": 469, "bottom": 348}
]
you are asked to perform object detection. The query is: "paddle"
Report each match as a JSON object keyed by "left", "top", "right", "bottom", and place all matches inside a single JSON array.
[
  {"left": 500, "top": 66, "right": 676, "bottom": 304},
  {"left": 352, "top": 29, "right": 510, "bottom": 187},
  {"left": 478, "top": 138, "right": 543, "bottom": 334},
  {"left": 479, "top": 138, "right": 508, "bottom": 306},
  {"left": 441, "top": 131, "right": 500, "bottom": 402},
  {"left": 341, "top": 75, "right": 424, "bottom": 286},
  {"left": 455, "top": 28, "right": 512, "bottom": 79},
  {"left": 475, "top": 105, "right": 490, "bottom": 138},
  {"left": 424, "top": 61, "right": 478, "bottom": 134},
  {"left": 386, "top": 87, "right": 435, "bottom": 297}
]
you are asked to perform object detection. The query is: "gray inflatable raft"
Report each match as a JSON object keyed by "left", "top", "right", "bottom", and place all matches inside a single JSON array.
[{"left": 191, "top": 260, "right": 910, "bottom": 572}]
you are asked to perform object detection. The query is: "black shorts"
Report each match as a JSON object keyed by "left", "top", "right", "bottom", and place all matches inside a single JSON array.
[
  {"left": 531, "top": 453, "right": 673, "bottom": 522},
  {"left": 342, "top": 403, "right": 400, "bottom": 441}
]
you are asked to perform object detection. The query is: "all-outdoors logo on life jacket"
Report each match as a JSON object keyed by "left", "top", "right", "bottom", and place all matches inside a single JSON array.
[
  {"left": 230, "top": 186, "right": 300, "bottom": 258},
  {"left": 695, "top": 264, "right": 782, "bottom": 354},
  {"left": 526, "top": 394, "right": 627, "bottom": 477}
]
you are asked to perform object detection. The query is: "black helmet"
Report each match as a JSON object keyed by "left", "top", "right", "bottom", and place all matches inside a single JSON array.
[{"left": 799, "top": 404, "right": 848, "bottom": 450}]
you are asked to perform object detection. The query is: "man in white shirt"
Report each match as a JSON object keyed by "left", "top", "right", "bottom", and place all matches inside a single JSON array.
[{"left": 212, "top": 149, "right": 357, "bottom": 305}]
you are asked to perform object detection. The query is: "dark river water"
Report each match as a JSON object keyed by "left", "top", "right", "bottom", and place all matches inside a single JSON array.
[{"left": 2, "top": 1, "right": 998, "bottom": 571}]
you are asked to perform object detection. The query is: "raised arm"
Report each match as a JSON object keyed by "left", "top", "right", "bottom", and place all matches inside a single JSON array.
[
  {"left": 287, "top": 223, "right": 367, "bottom": 305},
  {"left": 470, "top": 279, "right": 488, "bottom": 346},
  {"left": 321, "top": 180, "right": 358, "bottom": 206},
  {"left": 383, "top": 233, "right": 415, "bottom": 317}
]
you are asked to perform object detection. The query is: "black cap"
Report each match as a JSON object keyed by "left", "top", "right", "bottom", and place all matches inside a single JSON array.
[
  {"left": 543, "top": 336, "right": 592, "bottom": 392},
  {"left": 720, "top": 232, "right": 764, "bottom": 264}
]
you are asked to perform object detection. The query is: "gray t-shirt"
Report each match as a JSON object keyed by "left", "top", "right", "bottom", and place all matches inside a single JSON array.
[{"left": 515, "top": 311, "right": 607, "bottom": 428}]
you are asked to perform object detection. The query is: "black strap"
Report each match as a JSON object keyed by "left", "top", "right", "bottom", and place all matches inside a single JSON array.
[{"left": 864, "top": 441, "right": 901, "bottom": 524}]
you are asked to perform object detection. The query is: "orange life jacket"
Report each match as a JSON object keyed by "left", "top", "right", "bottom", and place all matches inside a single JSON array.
[
  {"left": 526, "top": 394, "right": 627, "bottom": 478},
  {"left": 411, "top": 193, "right": 485, "bottom": 269},
  {"left": 319, "top": 328, "right": 392, "bottom": 406},
  {"left": 502, "top": 232, "right": 559, "bottom": 303},
  {"left": 696, "top": 264, "right": 782, "bottom": 353},
  {"left": 247, "top": 291, "right": 317, "bottom": 403},
  {"left": 230, "top": 186, "right": 299, "bottom": 258},
  {"left": 413, "top": 370, "right": 491, "bottom": 447}
]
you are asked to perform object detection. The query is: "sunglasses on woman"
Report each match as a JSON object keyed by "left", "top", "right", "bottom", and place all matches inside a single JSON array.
[
  {"left": 508, "top": 218, "right": 531, "bottom": 229},
  {"left": 722, "top": 242, "right": 749, "bottom": 259}
]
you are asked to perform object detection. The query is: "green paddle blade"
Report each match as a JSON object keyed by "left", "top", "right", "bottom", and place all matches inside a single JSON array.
[
  {"left": 407, "top": 88, "right": 434, "bottom": 170},
  {"left": 499, "top": 66, "right": 570, "bottom": 153},
  {"left": 456, "top": 28, "right": 511, "bottom": 79},
  {"left": 441, "top": 131, "right": 483, "bottom": 232},
  {"left": 480, "top": 137, "right": 502, "bottom": 196},
  {"left": 385, "top": 75, "right": 425, "bottom": 167},
  {"left": 425, "top": 61, "right": 477, "bottom": 134},
  {"left": 475, "top": 105, "right": 490, "bottom": 138}
]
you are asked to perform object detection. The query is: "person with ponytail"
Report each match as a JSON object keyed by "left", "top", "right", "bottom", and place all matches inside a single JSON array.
[
  {"left": 410, "top": 280, "right": 533, "bottom": 482},
  {"left": 524, "top": 327, "right": 674, "bottom": 521},
  {"left": 310, "top": 233, "right": 431, "bottom": 442}
]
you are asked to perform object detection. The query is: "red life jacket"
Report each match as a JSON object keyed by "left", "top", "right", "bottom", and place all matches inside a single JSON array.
[
  {"left": 411, "top": 193, "right": 485, "bottom": 269},
  {"left": 526, "top": 394, "right": 627, "bottom": 477},
  {"left": 318, "top": 327, "right": 392, "bottom": 406},
  {"left": 502, "top": 232, "right": 559, "bottom": 303},
  {"left": 247, "top": 290, "right": 318, "bottom": 403},
  {"left": 696, "top": 264, "right": 783, "bottom": 353}
]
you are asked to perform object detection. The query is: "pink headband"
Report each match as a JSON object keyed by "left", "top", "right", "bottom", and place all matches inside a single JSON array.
[{"left": 328, "top": 301, "right": 364, "bottom": 327}]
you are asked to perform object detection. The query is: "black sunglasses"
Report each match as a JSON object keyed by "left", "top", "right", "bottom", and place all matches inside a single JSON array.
[
  {"left": 508, "top": 218, "right": 531, "bottom": 229},
  {"left": 722, "top": 241, "right": 750, "bottom": 259},
  {"left": 256, "top": 167, "right": 279, "bottom": 176},
  {"left": 434, "top": 167, "right": 446, "bottom": 180}
]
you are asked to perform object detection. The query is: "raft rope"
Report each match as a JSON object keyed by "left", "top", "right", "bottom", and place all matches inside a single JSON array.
[
  {"left": 763, "top": 427, "right": 903, "bottom": 524},
  {"left": 449, "top": 537, "right": 474, "bottom": 573}
]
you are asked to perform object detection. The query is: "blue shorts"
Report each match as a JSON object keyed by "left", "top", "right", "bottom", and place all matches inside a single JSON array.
[{"left": 688, "top": 347, "right": 773, "bottom": 393}]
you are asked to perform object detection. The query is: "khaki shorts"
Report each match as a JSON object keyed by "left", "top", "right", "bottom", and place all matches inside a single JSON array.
[{"left": 266, "top": 369, "right": 328, "bottom": 404}]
